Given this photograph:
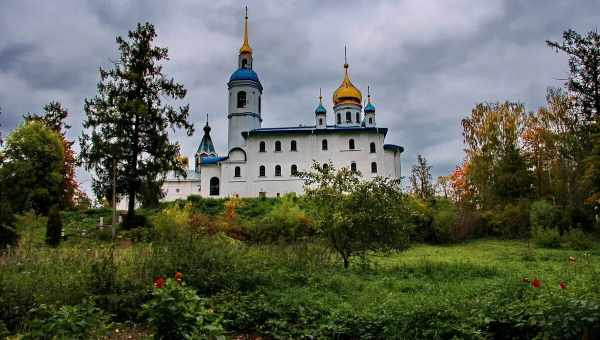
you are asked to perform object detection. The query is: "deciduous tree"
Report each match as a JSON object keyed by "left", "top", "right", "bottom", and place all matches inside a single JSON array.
[
  {"left": 409, "top": 155, "right": 433, "bottom": 200},
  {"left": 300, "top": 162, "right": 412, "bottom": 268}
]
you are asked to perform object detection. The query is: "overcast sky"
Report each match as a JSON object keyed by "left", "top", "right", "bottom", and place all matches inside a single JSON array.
[{"left": 1, "top": 0, "right": 598, "bottom": 195}]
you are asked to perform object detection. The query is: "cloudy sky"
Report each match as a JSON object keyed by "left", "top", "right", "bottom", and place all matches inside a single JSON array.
[{"left": 1, "top": 0, "right": 598, "bottom": 194}]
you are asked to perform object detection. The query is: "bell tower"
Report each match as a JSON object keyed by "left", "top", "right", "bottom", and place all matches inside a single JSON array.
[{"left": 227, "top": 7, "right": 263, "bottom": 152}]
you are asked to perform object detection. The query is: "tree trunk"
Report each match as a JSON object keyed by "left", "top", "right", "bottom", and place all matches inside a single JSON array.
[{"left": 343, "top": 256, "right": 349, "bottom": 269}]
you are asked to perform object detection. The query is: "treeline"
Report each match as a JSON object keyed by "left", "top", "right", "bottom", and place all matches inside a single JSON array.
[{"left": 408, "top": 29, "right": 600, "bottom": 244}]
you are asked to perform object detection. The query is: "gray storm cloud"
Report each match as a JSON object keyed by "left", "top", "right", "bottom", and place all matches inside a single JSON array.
[{"left": 1, "top": 0, "right": 597, "bottom": 195}]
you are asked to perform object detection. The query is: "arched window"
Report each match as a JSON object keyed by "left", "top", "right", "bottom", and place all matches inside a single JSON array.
[
  {"left": 369, "top": 117, "right": 373, "bottom": 124},
  {"left": 323, "top": 163, "right": 329, "bottom": 171},
  {"left": 259, "top": 165, "right": 266, "bottom": 177},
  {"left": 371, "top": 162, "right": 378, "bottom": 173},
  {"left": 356, "top": 112, "right": 360, "bottom": 123},
  {"left": 209, "top": 177, "right": 219, "bottom": 196},
  {"left": 322, "top": 139, "right": 328, "bottom": 151},
  {"left": 275, "top": 165, "right": 282, "bottom": 177},
  {"left": 346, "top": 111, "right": 351, "bottom": 123},
  {"left": 234, "top": 166, "right": 241, "bottom": 177},
  {"left": 319, "top": 118, "right": 323, "bottom": 125},
  {"left": 258, "top": 95, "right": 261, "bottom": 113},
  {"left": 275, "top": 141, "right": 281, "bottom": 152},
  {"left": 370, "top": 142, "right": 376, "bottom": 153},
  {"left": 337, "top": 114, "right": 341, "bottom": 124},
  {"left": 259, "top": 141, "right": 266, "bottom": 152},
  {"left": 241, "top": 59, "right": 247, "bottom": 68},
  {"left": 237, "top": 91, "right": 247, "bottom": 108},
  {"left": 349, "top": 139, "right": 355, "bottom": 150},
  {"left": 290, "top": 140, "right": 297, "bottom": 151},
  {"left": 291, "top": 164, "right": 298, "bottom": 176},
  {"left": 351, "top": 162, "right": 357, "bottom": 172}
]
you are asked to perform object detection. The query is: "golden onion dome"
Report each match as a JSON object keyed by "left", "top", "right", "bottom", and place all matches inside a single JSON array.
[
  {"left": 332, "top": 63, "right": 362, "bottom": 106},
  {"left": 239, "top": 12, "right": 252, "bottom": 55}
]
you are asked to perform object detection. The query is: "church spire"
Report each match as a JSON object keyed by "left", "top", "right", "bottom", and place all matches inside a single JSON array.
[{"left": 239, "top": 6, "right": 252, "bottom": 55}]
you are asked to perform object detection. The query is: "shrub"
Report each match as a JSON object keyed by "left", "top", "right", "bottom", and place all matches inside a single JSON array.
[
  {"left": 27, "top": 300, "right": 111, "bottom": 339},
  {"left": 248, "top": 197, "right": 313, "bottom": 243},
  {"left": 485, "top": 201, "right": 530, "bottom": 238},
  {"left": 532, "top": 225, "right": 562, "bottom": 248},
  {"left": 530, "top": 200, "right": 560, "bottom": 232},
  {"left": 45, "top": 206, "right": 62, "bottom": 246},
  {"left": 430, "top": 200, "right": 458, "bottom": 243},
  {"left": 142, "top": 278, "right": 223, "bottom": 339},
  {"left": 406, "top": 197, "right": 433, "bottom": 242},
  {"left": 151, "top": 203, "right": 192, "bottom": 241},
  {"left": 561, "top": 228, "right": 593, "bottom": 250}
]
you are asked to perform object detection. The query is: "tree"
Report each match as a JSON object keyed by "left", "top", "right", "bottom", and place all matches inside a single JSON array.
[
  {"left": 25, "top": 102, "right": 80, "bottom": 209},
  {"left": 548, "top": 30, "right": 600, "bottom": 211},
  {"left": 461, "top": 101, "right": 532, "bottom": 208},
  {"left": 46, "top": 205, "right": 62, "bottom": 246},
  {"left": 300, "top": 162, "right": 412, "bottom": 268},
  {"left": 409, "top": 155, "right": 433, "bottom": 200},
  {"left": 0, "top": 121, "right": 65, "bottom": 215},
  {"left": 80, "top": 22, "right": 193, "bottom": 226}
]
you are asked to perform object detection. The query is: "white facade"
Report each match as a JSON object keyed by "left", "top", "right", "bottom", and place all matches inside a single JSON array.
[{"left": 159, "top": 12, "right": 404, "bottom": 201}]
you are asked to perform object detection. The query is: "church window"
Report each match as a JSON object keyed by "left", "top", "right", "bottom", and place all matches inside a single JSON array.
[
  {"left": 337, "top": 114, "right": 341, "bottom": 124},
  {"left": 234, "top": 166, "right": 241, "bottom": 177},
  {"left": 369, "top": 117, "right": 373, "bottom": 124},
  {"left": 351, "top": 162, "right": 357, "bottom": 172},
  {"left": 291, "top": 164, "right": 298, "bottom": 176},
  {"left": 237, "top": 91, "right": 247, "bottom": 108},
  {"left": 259, "top": 165, "right": 266, "bottom": 177},
  {"left": 322, "top": 139, "right": 328, "bottom": 150},
  {"left": 346, "top": 111, "right": 351, "bottom": 123},
  {"left": 275, "top": 140, "right": 281, "bottom": 152},
  {"left": 258, "top": 95, "right": 261, "bottom": 113},
  {"left": 323, "top": 163, "right": 329, "bottom": 171},
  {"left": 176, "top": 188, "right": 180, "bottom": 193},
  {"left": 259, "top": 141, "right": 266, "bottom": 152},
  {"left": 241, "top": 58, "right": 247, "bottom": 68},
  {"left": 210, "top": 177, "right": 220, "bottom": 196},
  {"left": 370, "top": 142, "right": 376, "bottom": 153},
  {"left": 319, "top": 118, "right": 323, "bottom": 126},
  {"left": 371, "top": 162, "right": 378, "bottom": 173},
  {"left": 275, "top": 165, "right": 282, "bottom": 177},
  {"left": 290, "top": 140, "right": 297, "bottom": 151},
  {"left": 349, "top": 139, "right": 355, "bottom": 150},
  {"left": 356, "top": 112, "right": 360, "bottom": 123}
]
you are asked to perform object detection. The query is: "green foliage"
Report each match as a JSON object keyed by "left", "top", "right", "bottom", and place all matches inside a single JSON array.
[
  {"left": 26, "top": 300, "right": 111, "bottom": 339},
  {"left": 80, "top": 22, "right": 194, "bottom": 222},
  {"left": 142, "top": 278, "right": 223, "bottom": 339},
  {"left": 530, "top": 200, "right": 560, "bottom": 231},
  {"left": 484, "top": 200, "right": 530, "bottom": 238},
  {"left": 45, "top": 206, "right": 62, "bottom": 246},
  {"left": 532, "top": 225, "right": 562, "bottom": 248},
  {"left": 248, "top": 195, "right": 313, "bottom": 243},
  {"left": 0, "top": 199, "right": 18, "bottom": 248},
  {"left": 430, "top": 199, "right": 458, "bottom": 244},
  {"left": 561, "top": 228, "right": 593, "bottom": 250},
  {"left": 0, "top": 120, "right": 64, "bottom": 215},
  {"left": 301, "top": 162, "right": 413, "bottom": 268},
  {"left": 151, "top": 203, "right": 192, "bottom": 241}
]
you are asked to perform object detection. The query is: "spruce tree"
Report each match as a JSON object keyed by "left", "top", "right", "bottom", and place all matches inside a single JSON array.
[{"left": 80, "top": 22, "right": 194, "bottom": 226}]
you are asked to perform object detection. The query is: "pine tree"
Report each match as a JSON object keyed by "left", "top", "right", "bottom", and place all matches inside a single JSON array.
[
  {"left": 46, "top": 205, "right": 62, "bottom": 246},
  {"left": 80, "top": 22, "right": 193, "bottom": 226}
]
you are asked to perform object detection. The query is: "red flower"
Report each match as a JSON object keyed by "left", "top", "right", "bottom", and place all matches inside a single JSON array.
[
  {"left": 175, "top": 271, "right": 183, "bottom": 283},
  {"left": 560, "top": 281, "right": 567, "bottom": 289},
  {"left": 531, "top": 278, "right": 542, "bottom": 288},
  {"left": 154, "top": 276, "right": 166, "bottom": 289}
]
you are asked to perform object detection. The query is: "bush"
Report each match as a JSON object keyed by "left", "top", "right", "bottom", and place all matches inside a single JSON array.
[
  {"left": 561, "top": 228, "right": 593, "bottom": 250},
  {"left": 247, "top": 197, "right": 313, "bottom": 243},
  {"left": 45, "top": 206, "right": 62, "bottom": 247},
  {"left": 27, "top": 300, "right": 111, "bottom": 339},
  {"left": 151, "top": 203, "right": 192, "bottom": 241},
  {"left": 430, "top": 200, "right": 458, "bottom": 243},
  {"left": 142, "top": 278, "right": 223, "bottom": 339},
  {"left": 484, "top": 200, "right": 530, "bottom": 238},
  {"left": 532, "top": 225, "right": 562, "bottom": 248},
  {"left": 530, "top": 200, "right": 560, "bottom": 232}
]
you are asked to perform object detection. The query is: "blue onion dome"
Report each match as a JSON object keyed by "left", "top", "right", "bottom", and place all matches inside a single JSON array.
[
  {"left": 364, "top": 102, "right": 376, "bottom": 113},
  {"left": 229, "top": 68, "right": 260, "bottom": 82},
  {"left": 315, "top": 102, "right": 327, "bottom": 114}
]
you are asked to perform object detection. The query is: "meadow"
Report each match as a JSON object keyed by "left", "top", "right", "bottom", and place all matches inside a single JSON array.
[{"left": 1, "top": 199, "right": 599, "bottom": 339}]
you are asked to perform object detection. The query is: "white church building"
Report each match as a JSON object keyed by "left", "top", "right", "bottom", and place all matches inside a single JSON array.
[{"left": 162, "top": 11, "right": 404, "bottom": 200}]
